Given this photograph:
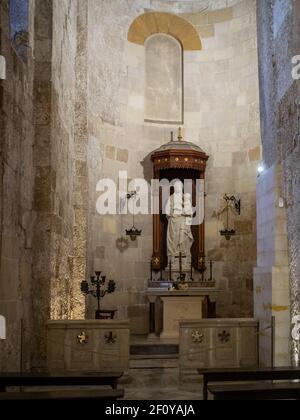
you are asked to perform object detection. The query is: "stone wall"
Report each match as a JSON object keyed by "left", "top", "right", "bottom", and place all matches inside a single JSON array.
[
  {"left": 256, "top": 0, "right": 300, "bottom": 365},
  {"left": 31, "top": 0, "right": 85, "bottom": 369},
  {"left": 49, "top": 0, "right": 78, "bottom": 319},
  {"left": 86, "top": 0, "right": 261, "bottom": 332},
  {"left": 0, "top": 0, "right": 35, "bottom": 371},
  {"left": 254, "top": 164, "right": 290, "bottom": 366},
  {"left": 0, "top": 0, "right": 86, "bottom": 371}
]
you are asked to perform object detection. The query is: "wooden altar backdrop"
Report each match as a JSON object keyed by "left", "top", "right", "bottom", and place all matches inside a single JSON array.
[{"left": 151, "top": 136, "right": 209, "bottom": 272}]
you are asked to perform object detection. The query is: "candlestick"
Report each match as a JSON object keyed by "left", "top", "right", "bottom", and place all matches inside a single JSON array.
[
  {"left": 190, "top": 260, "right": 194, "bottom": 282},
  {"left": 80, "top": 271, "right": 116, "bottom": 320},
  {"left": 169, "top": 260, "right": 172, "bottom": 282},
  {"left": 150, "top": 261, "right": 153, "bottom": 282},
  {"left": 210, "top": 260, "right": 213, "bottom": 281}
]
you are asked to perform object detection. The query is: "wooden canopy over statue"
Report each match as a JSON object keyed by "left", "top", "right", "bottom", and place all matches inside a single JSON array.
[{"left": 151, "top": 129, "right": 209, "bottom": 273}]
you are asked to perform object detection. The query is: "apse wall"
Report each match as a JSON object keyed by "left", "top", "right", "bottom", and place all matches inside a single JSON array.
[
  {"left": 86, "top": 0, "right": 261, "bottom": 333},
  {"left": 256, "top": 0, "right": 300, "bottom": 366}
]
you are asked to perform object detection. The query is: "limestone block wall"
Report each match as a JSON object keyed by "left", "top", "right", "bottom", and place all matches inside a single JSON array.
[
  {"left": 0, "top": 0, "right": 35, "bottom": 371},
  {"left": 86, "top": 0, "right": 261, "bottom": 333},
  {"left": 30, "top": 0, "right": 83, "bottom": 370},
  {"left": 49, "top": 0, "right": 78, "bottom": 320},
  {"left": 0, "top": 0, "right": 88, "bottom": 371},
  {"left": 254, "top": 164, "right": 290, "bottom": 367},
  {"left": 257, "top": 0, "right": 300, "bottom": 365}
]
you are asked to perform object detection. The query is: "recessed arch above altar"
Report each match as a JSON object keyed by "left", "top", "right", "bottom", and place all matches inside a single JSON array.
[{"left": 127, "top": 12, "right": 202, "bottom": 51}]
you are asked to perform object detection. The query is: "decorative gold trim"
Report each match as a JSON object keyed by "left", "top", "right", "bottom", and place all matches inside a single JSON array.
[
  {"left": 128, "top": 12, "right": 202, "bottom": 51},
  {"left": 191, "top": 330, "right": 204, "bottom": 344},
  {"left": 77, "top": 332, "right": 89, "bottom": 345}
]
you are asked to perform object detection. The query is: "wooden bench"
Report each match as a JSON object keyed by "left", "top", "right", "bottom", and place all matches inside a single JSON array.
[
  {"left": 208, "top": 382, "right": 300, "bottom": 400},
  {"left": 0, "top": 389, "right": 124, "bottom": 401},
  {"left": 198, "top": 367, "right": 300, "bottom": 400},
  {"left": 0, "top": 372, "right": 123, "bottom": 393}
]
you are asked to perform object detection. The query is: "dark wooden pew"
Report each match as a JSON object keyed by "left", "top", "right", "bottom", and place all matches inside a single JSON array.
[
  {"left": 208, "top": 382, "right": 300, "bottom": 400},
  {"left": 0, "top": 389, "right": 124, "bottom": 401},
  {"left": 198, "top": 367, "right": 300, "bottom": 400},
  {"left": 0, "top": 372, "right": 123, "bottom": 393}
]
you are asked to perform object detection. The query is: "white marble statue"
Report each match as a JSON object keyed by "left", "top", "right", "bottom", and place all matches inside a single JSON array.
[{"left": 165, "top": 181, "right": 194, "bottom": 270}]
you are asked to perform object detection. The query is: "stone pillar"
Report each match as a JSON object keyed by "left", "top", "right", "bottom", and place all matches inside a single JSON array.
[
  {"left": 31, "top": 0, "right": 54, "bottom": 370},
  {"left": 70, "top": 0, "right": 89, "bottom": 319},
  {"left": 254, "top": 163, "right": 290, "bottom": 366}
]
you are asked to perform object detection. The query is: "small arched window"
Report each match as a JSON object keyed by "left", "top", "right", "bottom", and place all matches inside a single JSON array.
[
  {"left": 145, "top": 34, "right": 183, "bottom": 124},
  {"left": 10, "top": 0, "right": 29, "bottom": 60}
]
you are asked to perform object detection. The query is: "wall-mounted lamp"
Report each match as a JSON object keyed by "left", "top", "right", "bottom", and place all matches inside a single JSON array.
[
  {"left": 218, "top": 194, "right": 241, "bottom": 241},
  {"left": 257, "top": 164, "right": 265, "bottom": 176},
  {"left": 278, "top": 197, "right": 285, "bottom": 208},
  {"left": 125, "top": 191, "right": 142, "bottom": 241},
  {"left": 126, "top": 226, "right": 142, "bottom": 242},
  {"left": 0, "top": 55, "right": 6, "bottom": 80}
]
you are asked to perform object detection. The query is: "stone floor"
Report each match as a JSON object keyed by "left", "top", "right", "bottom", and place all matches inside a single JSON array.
[
  {"left": 122, "top": 335, "right": 202, "bottom": 400},
  {"left": 123, "top": 386, "right": 202, "bottom": 400},
  {"left": 122, "top": 368, "right": 202, "bottom": 400}
]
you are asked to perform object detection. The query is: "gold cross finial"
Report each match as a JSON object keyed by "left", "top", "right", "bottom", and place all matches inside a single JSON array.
[{"left": 178, "top": 127, "right": 183, "bottom": 142}]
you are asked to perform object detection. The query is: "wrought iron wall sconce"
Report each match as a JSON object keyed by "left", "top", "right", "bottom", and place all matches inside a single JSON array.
[
  {"left": 225, "top": 194, "right": 241, "bottom": 215},
  {"left": 81, "top": 271, "right": 116, "bottom": 319},
  {"left": 125, "top": 191, "right": 142, "bottom": 241},
  {"left": 126, "top": 226, "right": 142, "bottom": 241},
  {"left": 219, "top": 194, "right": 241, "bottom": 241}
]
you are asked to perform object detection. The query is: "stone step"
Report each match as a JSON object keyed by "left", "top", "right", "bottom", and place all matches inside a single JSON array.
[
  {"left": 130, "top": 357, "right": 179, "bottom": 369},
  {"left": 123, "top": 387, "right": 202, "bottom": 400},
  {"left": 130, "top": 343, "right": 179, "bottom": 357}
]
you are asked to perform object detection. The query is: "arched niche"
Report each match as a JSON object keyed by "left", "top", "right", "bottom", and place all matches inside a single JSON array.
[{"left": 145, "top": 34, "right": 183, "bottom": 124}]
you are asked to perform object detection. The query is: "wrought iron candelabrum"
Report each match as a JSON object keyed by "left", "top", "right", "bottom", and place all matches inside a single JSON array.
[{"left": 81, "top": 271, "right": 116, "bottom": 319}]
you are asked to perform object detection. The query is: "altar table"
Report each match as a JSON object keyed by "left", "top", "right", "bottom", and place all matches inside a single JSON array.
[{"left": 145, "top": 289, "right": 219, "bottom": 340}]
